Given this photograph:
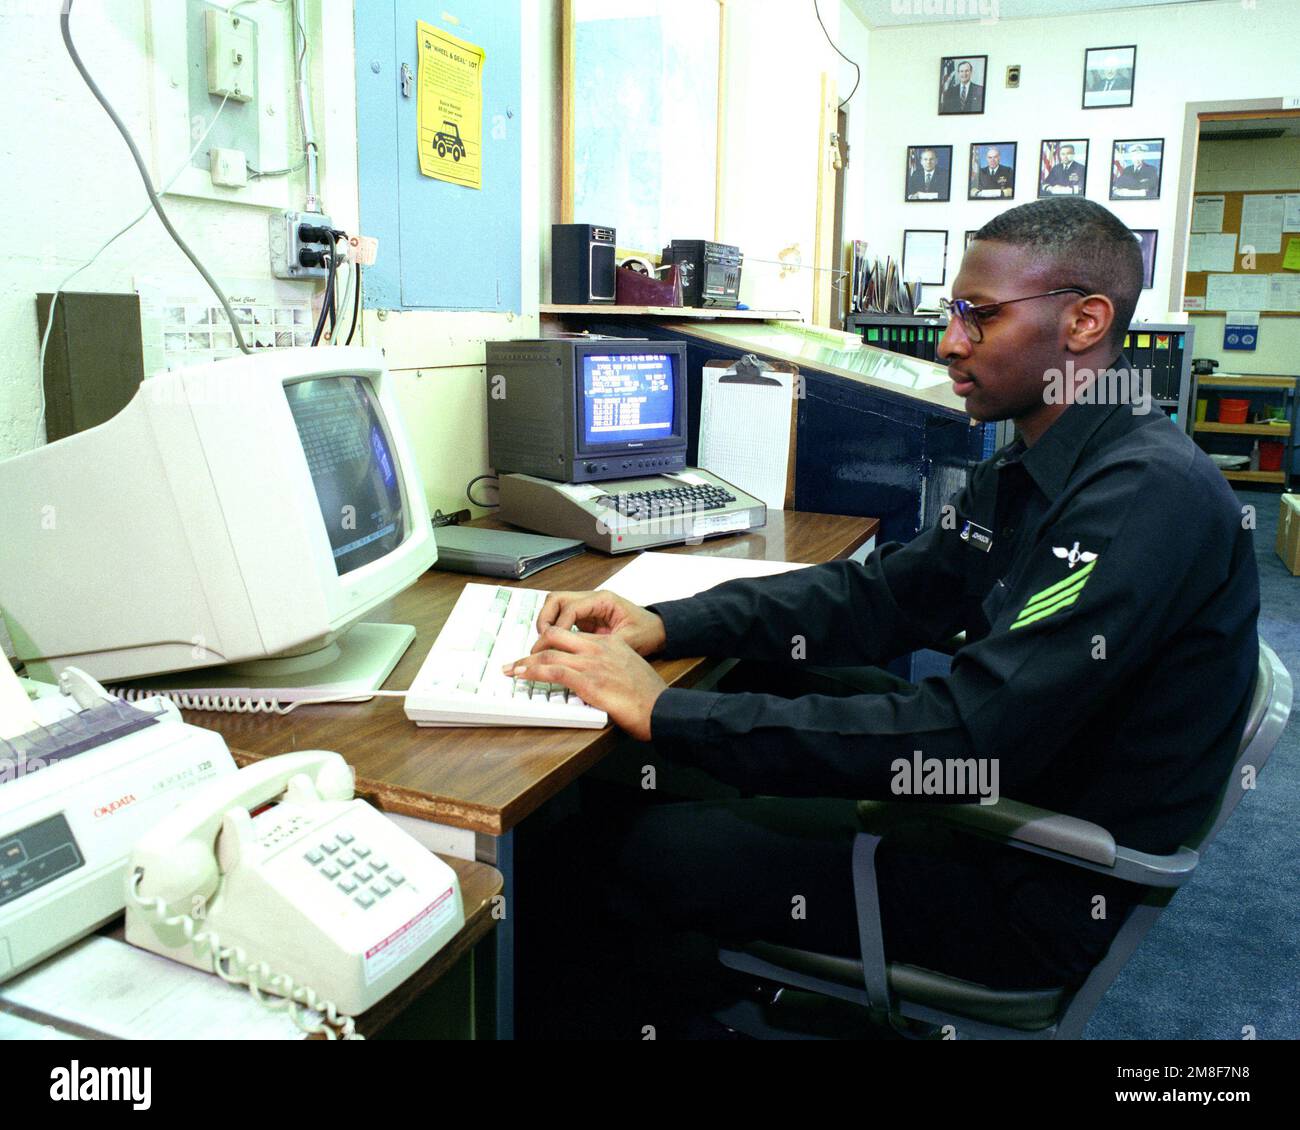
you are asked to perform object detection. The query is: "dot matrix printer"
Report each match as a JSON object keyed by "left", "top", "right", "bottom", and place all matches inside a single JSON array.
[{"left": 486, "top": 338, "right": 765, "bottom": 553}]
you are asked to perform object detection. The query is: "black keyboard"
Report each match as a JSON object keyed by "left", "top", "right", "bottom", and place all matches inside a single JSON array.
[{"left": 596, "top": 483, "right": 737, "bottom": 519}]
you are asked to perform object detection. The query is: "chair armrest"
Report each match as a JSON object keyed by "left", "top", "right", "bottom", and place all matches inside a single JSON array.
[{"left": 857, "top": 798, "right": 1198, "bottom": 887}]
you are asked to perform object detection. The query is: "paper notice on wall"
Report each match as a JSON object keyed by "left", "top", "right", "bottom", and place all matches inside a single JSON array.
[
  {"left": 1283, "top": 194, "right": 1300, "bottom": 232},
  {"left": 416, "top": 20, "right": 485, "bottom": 189},
  {"left": 1190, "top": 194, "right": 1226, "bottom": 233},
  {"left": 1205, "top": 273, "right": 1270, "bottom": 311},
  {"left": 1283, "top": 237, "right": 1300, "bottom": 271},
  {"left": 1187, "top": 233, "right": 1237, "bottom": 273},
  {"left": 136, "top": 275, "right": 314, "bottom": 375},
  {"left": 1182, "top": 295, "right": 1207, "bottom": 311},
  {"left": 1268, "top": 273, "right": 1300, "bottom": 312},
  {"left": 1240, "top": 194, "right": 1286, "bottom": 255}
]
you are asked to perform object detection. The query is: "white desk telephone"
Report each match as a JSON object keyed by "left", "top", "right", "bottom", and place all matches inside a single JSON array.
[{"left": 125, "top": 750, "right": 465, "bottom": 1038}]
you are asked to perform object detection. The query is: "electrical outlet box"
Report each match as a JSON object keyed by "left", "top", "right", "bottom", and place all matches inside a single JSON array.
[
  {"left": 270, "top": 210, "right": 334, "bottom": 279},
  {"left": 210, "top": 147, "right": 248, "bottom": 187},
  {"left": 1006, "top": 65, "right": 1021, "bottom": 88},
  {"left": 206, "top": 9, "right": 256, "bottom": 102}
]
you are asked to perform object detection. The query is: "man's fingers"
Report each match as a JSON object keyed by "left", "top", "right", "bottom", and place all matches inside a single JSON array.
[
  {"left": 536, "top": 592, "right": 579, "bottom": 632},
  {"left": 525, "top": 624, "right": 597, "bottom": 657}
]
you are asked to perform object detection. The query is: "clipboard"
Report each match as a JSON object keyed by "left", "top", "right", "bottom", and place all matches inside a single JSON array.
[{"left": 698, "top": 353, "right": 799, "bottom": 510}]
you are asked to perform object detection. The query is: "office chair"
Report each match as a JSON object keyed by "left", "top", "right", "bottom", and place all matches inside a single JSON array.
[{"left": 716, "top": 640, "right": 1292, "bottom": 1040}]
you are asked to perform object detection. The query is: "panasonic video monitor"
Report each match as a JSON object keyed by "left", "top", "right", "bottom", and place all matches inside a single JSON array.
[{"left": 486, "top": 338, "right": 688, "bottom": 483}]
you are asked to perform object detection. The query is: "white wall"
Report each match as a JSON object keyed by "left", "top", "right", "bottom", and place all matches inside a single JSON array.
[
  {"left": 0, "top": 0, "right": 314, "bottom": 459},
  {"left": 1189, "top": 135, "right": 1300, "bottom": 377},
  {"left": 855, "top": 0, "right": 1299, "bottom": 324}
]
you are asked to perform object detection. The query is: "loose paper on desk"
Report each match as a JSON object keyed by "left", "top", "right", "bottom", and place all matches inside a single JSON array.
[
  {"left": 0, "top": 659, "right": 38, "bottom": 741},
  {"left": 0, "top": 936, "right": 306, "bottom": 1039},
  {"left": 698, "top": 359, "right": 796, "bottom": 509},
  {"left": 599, "top": 552, "right": 810, "bottom": 608}
]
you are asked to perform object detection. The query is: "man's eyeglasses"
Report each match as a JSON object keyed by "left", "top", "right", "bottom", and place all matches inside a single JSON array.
[{"left": 939, "top": 288, "right": 1089, "bottom": 344}]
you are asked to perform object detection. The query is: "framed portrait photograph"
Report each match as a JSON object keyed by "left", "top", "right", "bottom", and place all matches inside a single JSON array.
[
  {"left": 1110, "top": 138, "right": 1164, "bottom": 201},
  {"left": 1083, "top": 45, "right": 1135, "bottom": 109},
  {"left": 1038, "top": 139, "right": 1089, "bottom": 197},
  {"left": 969, "top": 142, "right": 1016, "bottom": 200},
  {"left": 1131, "top": 229, "right": 1158, "bottom": 289},
  {"left": 902, "top": 229, "right": 949, "bottom": 286},
  {"left": 938, "top": 55, "right": 987, "bottom": 115},
  {"left": 905, "top": 145, "right": 952, "bottom": 201}
]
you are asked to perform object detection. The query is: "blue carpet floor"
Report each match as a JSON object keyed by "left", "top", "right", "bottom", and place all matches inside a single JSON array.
[{"left": 1083, "top": 489, "right": 1300, "bottom": 1039}]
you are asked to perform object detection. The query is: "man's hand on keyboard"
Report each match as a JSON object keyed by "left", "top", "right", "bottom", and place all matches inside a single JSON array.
[
  {"left": 503, "top": 628, "right": 666, "bottom": 741},
  {"left": 534, "top": 591, "right": 667, "bottom": 657}
]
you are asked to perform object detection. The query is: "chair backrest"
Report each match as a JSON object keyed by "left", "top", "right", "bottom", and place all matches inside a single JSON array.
[
  {"left": 1057, "top": 638, "right": 1291, "bottom": 1040},
  {"left": 1196, "top": 641, "right": 1292, "bottom": 848}
]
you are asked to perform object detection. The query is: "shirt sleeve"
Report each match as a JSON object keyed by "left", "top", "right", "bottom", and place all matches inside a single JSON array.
[
  {"left": 650, "top": 456, "right": 1230, "bottom": 801},
  {"left": 648, "top": 471, "right": 988, "bottom": 668}
]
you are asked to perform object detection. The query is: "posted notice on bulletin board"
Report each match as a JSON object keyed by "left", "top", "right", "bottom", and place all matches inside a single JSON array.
[{"left": 417, "top": 21, "right": 485, "bottom": 189}]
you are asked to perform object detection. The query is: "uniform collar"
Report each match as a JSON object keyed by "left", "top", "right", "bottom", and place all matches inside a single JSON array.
[{"left": 1001, "top": 355, "right": 1133, "bottom": 502}]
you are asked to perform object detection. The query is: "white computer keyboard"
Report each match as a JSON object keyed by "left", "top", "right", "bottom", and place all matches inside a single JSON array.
[{"left": 404, "top": 584, "right": 609, "bottom": 728}]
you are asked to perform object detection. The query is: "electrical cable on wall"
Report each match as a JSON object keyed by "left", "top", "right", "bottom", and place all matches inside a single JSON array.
[
  {"left": 59, "top": 1, "right": 252, "bottom": 357},
  {"left": 813, "top": 0, "right": 861, "bottom": 110},
  {"left": 34, "top": 91, "right": 232, "bottom": 447}
]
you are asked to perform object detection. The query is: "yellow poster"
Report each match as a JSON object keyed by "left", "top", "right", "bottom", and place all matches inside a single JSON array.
[{"left": 417, "top": 21, "right": 485, "bottom": 189}]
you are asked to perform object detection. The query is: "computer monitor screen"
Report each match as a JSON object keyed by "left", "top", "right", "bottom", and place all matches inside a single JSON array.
[
  {"left": 285, "top": 377, "right": 407, "bottom": 576},
  {"left": 581, "top": 352, "right": 676, "bottom": 448}
]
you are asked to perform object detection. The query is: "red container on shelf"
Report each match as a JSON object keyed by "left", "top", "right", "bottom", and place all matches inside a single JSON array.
[
  {"left": 1259, "top": 441, "right": 1284, "bottom": 472},
  {"left": 1218, "top": 398, "right": 1250, "bottom": 424}
]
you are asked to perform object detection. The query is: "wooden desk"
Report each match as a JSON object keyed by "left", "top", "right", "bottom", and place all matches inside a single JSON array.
[
  {"left": 0, "top": 855, "right": 503, "bottom": 1041},
  {"left": 186, "top": 510, "right": 877, "bottom": 838},
  {"left": 184, "top": 510, "right": 875, "bottom": 1038}
]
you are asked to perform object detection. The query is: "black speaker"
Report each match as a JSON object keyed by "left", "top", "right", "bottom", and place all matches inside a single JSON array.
[{"left": 551, "top": 223, "right": 616, "bottom": 304}]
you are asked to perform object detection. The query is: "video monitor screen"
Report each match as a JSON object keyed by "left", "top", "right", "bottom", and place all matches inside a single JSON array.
[
  {"left": 581, "top": 352, "right": 676, "bottom": 448},
  {"left": 285, "top": 377, "right": 407, "bottom": 576}
]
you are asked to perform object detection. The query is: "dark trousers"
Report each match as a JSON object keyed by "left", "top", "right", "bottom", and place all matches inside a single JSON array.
[{"left": 515, "top": 663, "right": 1126, "bottom": 1038}]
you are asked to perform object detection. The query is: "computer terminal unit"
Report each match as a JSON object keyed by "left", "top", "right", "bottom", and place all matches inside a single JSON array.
[{"left": 486, "top": 338, "right": 765, "bottom": 553}]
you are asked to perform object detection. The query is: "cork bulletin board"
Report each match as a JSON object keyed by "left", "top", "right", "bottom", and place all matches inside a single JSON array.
[{"left": 1183, "top": 189, "right": 1300, "bottom": 316}]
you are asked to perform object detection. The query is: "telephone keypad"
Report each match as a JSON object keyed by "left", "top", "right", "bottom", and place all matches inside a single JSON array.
[{"left": 305, "top": 828, "right": 408, "bottom": 910}]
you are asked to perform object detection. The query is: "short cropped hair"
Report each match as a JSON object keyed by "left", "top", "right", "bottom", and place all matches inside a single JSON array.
[{"left": 973, "top": 198, "right": 1143, "bottom": 349}]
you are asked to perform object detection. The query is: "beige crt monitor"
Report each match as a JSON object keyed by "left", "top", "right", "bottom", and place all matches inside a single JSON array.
[{"left": 0, "top": 347, "right": 436, "bottom": 705}]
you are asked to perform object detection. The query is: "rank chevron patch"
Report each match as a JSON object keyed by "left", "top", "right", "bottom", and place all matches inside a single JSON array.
[{"left": 1010, "top": 558, "right": 1098, "bottom": 630}]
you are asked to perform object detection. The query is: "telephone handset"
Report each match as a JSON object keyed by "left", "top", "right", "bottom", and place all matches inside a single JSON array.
[{"left": 125, "top": 750, "right": 464, "bottom": 1038}]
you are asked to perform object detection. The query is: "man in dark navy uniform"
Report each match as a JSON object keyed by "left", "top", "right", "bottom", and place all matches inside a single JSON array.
[
  {"left": 1041, "top": 143, "right": 1086, "bottom": 196},
  {"left": 509, "top": 198, "right": 1260, "bottom": 1035},
  {"left": 976, "top": 146, "right": 1015, "bottom": 197},
  {"left": 1113, "top": 146, "right": 1160, "bottom": 198}
]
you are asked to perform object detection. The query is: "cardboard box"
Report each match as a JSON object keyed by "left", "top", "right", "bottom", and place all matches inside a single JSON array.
[{"left": 1277, "top": 494, "right": 1300, "bottom": 576}]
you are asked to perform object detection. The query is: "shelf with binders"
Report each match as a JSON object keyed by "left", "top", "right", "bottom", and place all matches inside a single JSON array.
[{"left": 1190, "top": 374, "right": 1297, "bottom": 490}]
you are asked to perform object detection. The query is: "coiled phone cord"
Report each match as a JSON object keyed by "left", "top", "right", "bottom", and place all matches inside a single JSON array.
[
  {"left": 109, "top": 686, "right": 410, "bottom": 716},
  {"left": 128, "top": 870, "right": 362, "bottom": 1041}
]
